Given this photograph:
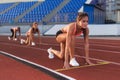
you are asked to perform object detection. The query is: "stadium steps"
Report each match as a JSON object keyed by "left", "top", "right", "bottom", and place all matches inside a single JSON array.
[
  {"left": 14, "top": 1, "right": 42, "bottom": 23},
  {"left": 41, "top": 0, "right": 70, "bottom": 24},
  {"left": 0, "top": 2, "right": 20, "bottom": 15}
]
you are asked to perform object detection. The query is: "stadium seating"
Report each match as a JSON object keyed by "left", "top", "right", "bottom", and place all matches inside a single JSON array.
[
  {"left": 19, "top": 0, "right": 63, "bottom": 23},
  {"left": 50, "top": 0, "right": 86, "bottom": 23},
  {"left": 0, "top": 0, "right": 104, "bottom": 24},
  {"left": 0, "top": 3, "right": 13, "bottom": 13},
  {"left": 0, "top": 2, "right": 36, "bottom": 24},
  {"left": 0, "top": 0, "right": 86, "bottom": 24}
]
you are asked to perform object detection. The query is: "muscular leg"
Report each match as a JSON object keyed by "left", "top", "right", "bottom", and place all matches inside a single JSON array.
[
  {"left": 27, "top": 35, "right": 32, "bottom": 45},
  {"left": 51, "top": 42, "right": 65, "bottom": 59},
  {"left": 14, "top": 31, "right": 17, "bottom": 38},
  {"left": 21, "top": 35, "right": 29, "bottom": 45},
  {"left": 68, "top": 36, "right": 79, "bottom": 66},
  {"left": 69, "top": 36, "right": 75, "bottom": 60},
  {"left": 48, "top": 33, "right": 66, "bottom": 59},
  {"left": 10, "top": 29, "right": 14, "bottom": 38},
  {"left": 25, "top": 36, "right": 29, "bottom": 44},
  {"left": 25, "top": 33, "right": 33, "bottom": 45}
]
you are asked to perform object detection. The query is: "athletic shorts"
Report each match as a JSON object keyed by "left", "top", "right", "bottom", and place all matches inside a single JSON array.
[
  {"left": 56, "top": 30, "right": 63, "bottom": 37},
  {"left": 10, "top": 29, "right": 14, "bottom": 38},
  {"left": 10, "top": 29, "right": 14, "bottom": 33}
]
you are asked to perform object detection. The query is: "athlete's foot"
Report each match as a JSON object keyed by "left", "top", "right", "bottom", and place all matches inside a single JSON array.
[
  {"left": 69, "top": 58, "right": 79, "bottom": 66},
  {"left": 63, "top": 61, "right": 70, "bottom": 69},
  {"left": 8, "top": 37, "right": 11, "bottom": 40},
  {"left": 20, "top": 39, "right": 24, "bottom": 44},
  {"left": 27, "top": 44, "right": 31, "bottom": 46},
  {"left": 47, "top": 48, "right": 54, "bottom": 59},
  {"left": 31, "top": 42, "right": 35, "bottom": 46},
  {"left": 14, "top": 38, "right": 17, "bottom": 41}
]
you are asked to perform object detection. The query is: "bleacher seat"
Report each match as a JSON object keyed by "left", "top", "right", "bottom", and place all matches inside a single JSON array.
[
  {"left": 19, "top": 0, "right": 63, "bottom": 23},
  {"left": 50, "top": 0, "right": 86, "bottom": 23},
  {"left": 0, "top": 2, "right": 36, "bottom": 24},
  {"left": 0, "top": 0, "right": 89, "bottom": 24}
]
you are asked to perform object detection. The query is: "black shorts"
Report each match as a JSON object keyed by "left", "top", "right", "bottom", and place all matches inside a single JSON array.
[
  {"left": 56, "top": 30, "right": 63, "bottom": 37},
  {"left": 10, "top": 29, "right": 14, "bottom": 33},
  {"left": 10, "top": 29, "right": 14, "bottom": 38}
]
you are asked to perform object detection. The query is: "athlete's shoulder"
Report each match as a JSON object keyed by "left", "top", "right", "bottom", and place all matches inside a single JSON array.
[
  {"left": 67, "top": 22, "right": 76, "bottom": 30},
  {"left": 68, "top": 22, "right": 75, "bottom": 26}
]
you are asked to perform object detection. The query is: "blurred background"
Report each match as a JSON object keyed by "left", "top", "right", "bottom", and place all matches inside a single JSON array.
[{"left": 0, "top": 0, "right": 120, "bottom": 36}]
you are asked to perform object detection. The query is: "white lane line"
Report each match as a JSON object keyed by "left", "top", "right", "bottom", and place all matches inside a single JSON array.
[
  {"left": 76, "top": 43, "right": 120, "bottom": 48},
  {"left": 39, "top": 42, "right": 120, "bottom": 48},
  {"left": 0, "top": 42, "right": 120, "bottom": 66},
  {"left": 0, "top": 42, "right": 47, "bottom": 51},
  {"left": 76, "top": 47, "right": 120, "bottom": 54},
  {"left": 38, "top": 43, "right": 120, "bottom": 54},
  {"left": 0, "top": 50, "right": 76, "bottom": 80},
  {"left": 1, "top": 39, "right": 120, "bottom": 49},
  {"left": 75, "top": 55, "right": 120, "bottom": 66},
  {"left": 90, "top": 44, "right": 120, "bottom": 48},
  {"left": 1, "top": 42, "right": 120, "bottom": 54}
]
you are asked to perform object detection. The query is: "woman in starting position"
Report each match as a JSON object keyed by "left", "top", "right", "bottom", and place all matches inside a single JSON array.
[
  {"left": 47, "top": 12, "right": 93, "bottom": 69},
  {"left": 8, "top": 27, "right": 21, "bottom": 41},
  {"left": 20, "top": 22, "right": 41, "bottom": 46}
]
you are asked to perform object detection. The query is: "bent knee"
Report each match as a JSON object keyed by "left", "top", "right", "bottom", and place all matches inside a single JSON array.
[
  {"left": 56, "top": 38, "right": 61, "bottom": 43},
  {"left": 59, "top": 52, "right": 64, "bottom": 59},
  {"left": 59, "top": 56, "right": 63, "bottom": 59}
]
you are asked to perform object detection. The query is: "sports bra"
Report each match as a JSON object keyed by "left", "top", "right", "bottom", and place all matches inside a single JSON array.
[{"left": 73, "top": 23, "right": 82, "bottom": 36}]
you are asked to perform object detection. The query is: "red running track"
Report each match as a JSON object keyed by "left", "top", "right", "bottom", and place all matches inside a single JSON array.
[
  {"left": 0, "top": 54, "right": 55, "bottom": 80},
  {"left": 0, "top": 36, "right": 120, "bottom": 80}
]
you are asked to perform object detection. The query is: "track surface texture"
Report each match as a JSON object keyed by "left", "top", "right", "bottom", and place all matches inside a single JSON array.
[{"left": 0, "top": 36, "right": 120, "bottom": 80}]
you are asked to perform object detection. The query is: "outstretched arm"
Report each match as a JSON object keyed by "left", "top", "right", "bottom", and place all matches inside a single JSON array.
[
  {"left": 84, "top": 28, "right": 93, "bottom": 65},
  {"left": 63, "top": 25, "right": 74, "bottom": 69},
  {"left": 37, "top": 29, "right": 41, "bottom": 43},
  {"left": 27, "top": 28, "right": 33, "bottom": 46},
  {"left": 13, "top": 29, "right": 16, "bottom": 39},
  {"left": 18, "top": 28, "right": 21, "bottom": 40}
]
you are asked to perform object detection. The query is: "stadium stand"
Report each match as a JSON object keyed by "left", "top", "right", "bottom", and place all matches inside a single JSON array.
[
  {"left": 19, "top": 0, "right": 63, "bottom": 23},
  {"left": 0, "top": 0, "right": 105, "bottom": 25},
  {"left": 49, "top": 0, "right": 86, "bottom": 23},
  {"left": 0, "top": 3, "right": 14, "bottom": 13}
]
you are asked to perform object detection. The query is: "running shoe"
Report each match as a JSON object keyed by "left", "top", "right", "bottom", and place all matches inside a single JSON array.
[
  {"left": 47, "top": 48, "right": 54, "bottom": 59},
  {"left": 31, "top": 42, "right": 35, "bottom": 46},
  {"left": 69, "top": 58, "right": 80, "bottom": 66},
  {"left": 14, "top": 38, "right": 17, "bottom": 41},
  {"left": 8, "top": 37, "right": 11, "bottom": 40},
  {"left": 20, "top": 39, "right": 24, "bottom": 44}
]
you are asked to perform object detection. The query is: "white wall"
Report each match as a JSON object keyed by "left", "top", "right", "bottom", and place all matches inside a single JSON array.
[
  {"left": 44, "top": 24, "right": 66, "bottom": 35},
  {"left": 44, "top": 24, "right": 120, "bottom": 36},
  {"left": 0, "top": 25, "right": 52, "bottom": 35},
  {"left": 1, "top": 24, "right": 120, "bottom": 36},
  {"left": 88, "top": 24, "right": 118, "bottom": 36}
]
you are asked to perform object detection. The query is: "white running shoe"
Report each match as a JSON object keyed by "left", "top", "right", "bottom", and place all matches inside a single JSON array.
[
  {"left": 69, "top": 58, "right": 79, "bottom": 66},
  {"left": 20, "top": 39, "right": 24, "bottom": 44},
  {"left": 8, "top": 37, "right": 11, "bottom": 40},
  {"left": 14, "top": 38, "right": 17, "bottom": 41},
  {"left": 47, "top": 48, "right": 54, "bottom": 59},
  {"left": 31, "top": 42, "right": 35, "bottom": 46}
]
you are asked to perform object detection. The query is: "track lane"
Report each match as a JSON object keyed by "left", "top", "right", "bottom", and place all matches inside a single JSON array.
[
  {"left": 0, "top": 54, "right": 56, "bottom": 80},
  {"left": 0, "top": 36, "right": 120, "bottom": 80}
]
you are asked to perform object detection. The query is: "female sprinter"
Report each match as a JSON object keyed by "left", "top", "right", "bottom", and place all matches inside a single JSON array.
[
  {"left": 8, "top": 27, "right": 21, "bottom": 41},
  {"left": 47, "top": 12, "right": 93, "bottom": 69},
  {"left": 20, "top": 22, "right": 41, "bottom": 46}
]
